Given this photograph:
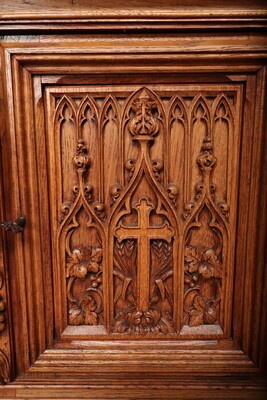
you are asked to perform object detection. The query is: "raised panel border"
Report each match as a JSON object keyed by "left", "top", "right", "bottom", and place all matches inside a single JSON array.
[{"left": 0, "top": 35, "right": 266, "bottom": 395}]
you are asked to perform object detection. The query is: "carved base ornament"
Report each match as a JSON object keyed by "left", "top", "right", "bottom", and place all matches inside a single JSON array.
[{"left": 56, "top": 88, "right": 231, "bottom": 335}]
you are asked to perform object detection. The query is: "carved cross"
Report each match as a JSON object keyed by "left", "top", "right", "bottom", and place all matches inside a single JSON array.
[{"left": 114, "top": 197, "right": 174, "bottom": 311}]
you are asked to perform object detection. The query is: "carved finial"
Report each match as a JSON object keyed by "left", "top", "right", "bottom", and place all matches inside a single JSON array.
[
  {"left": 128, "top": 90, "right": 159, "bottom": 138},
  {"left": 73, "top": 139, "right": 89, "bottom": 169},
  {"left": 197, "top": 138, "right": 216, "bottom": 170}
]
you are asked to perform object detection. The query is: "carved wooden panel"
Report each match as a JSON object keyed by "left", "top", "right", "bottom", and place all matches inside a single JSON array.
[{"left": 45, "top": 84, "right": 241, "bottom": 338}]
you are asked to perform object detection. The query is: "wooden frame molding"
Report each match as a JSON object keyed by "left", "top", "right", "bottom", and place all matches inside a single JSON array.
[{"left": 0, "top": 16, "right": 267, "bottom": 399}]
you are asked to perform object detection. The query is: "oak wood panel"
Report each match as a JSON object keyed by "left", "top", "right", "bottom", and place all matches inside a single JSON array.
[{"left": 0, "top": 9, "right": 267, "bottom": 398}]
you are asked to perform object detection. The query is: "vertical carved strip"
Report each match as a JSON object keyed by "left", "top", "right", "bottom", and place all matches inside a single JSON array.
[
  {"left": 182, "top": 138, "right": 228, "bottom": 332},
  {"left": 59, "top": 140, "right": 105, "bottom": 328},
  {"left": 189, "top": 96, "right": 210, "bottom": 199},
  {"left": 55, "top": 96, "right": 77, "bottom": 205},
  {"left": 111, "top": 89, "right": 177, "bottom": 335},
  {"left": 168, "top": 96, "right": 187, "bottom": 207},
  {"left": 212, "top": 95, "right": 233, "bottom": 204},
  {"left": 101, "top": 96, "right": 121, "bottom": 207},
  {"left": 77, "top": 96, "right": 99, "bottom": 199}
]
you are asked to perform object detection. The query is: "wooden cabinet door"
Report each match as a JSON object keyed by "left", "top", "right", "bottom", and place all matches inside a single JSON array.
[{"left": 0, "top": 19, "right": 267, "bottom": 399}]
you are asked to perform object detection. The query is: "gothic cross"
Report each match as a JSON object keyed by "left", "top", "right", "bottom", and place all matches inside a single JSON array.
[{"left": 114, "top": 197, "right": 174, "bottom": 311}]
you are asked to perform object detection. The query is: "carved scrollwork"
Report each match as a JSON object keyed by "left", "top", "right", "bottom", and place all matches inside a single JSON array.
[
  {"left": 152, "top": 159, "right": 163, "bottom": 181},
  {"left": 125, "top": 159, "right": 136, "bottom": 181},
  {"left": 167, "top": 183, "right": 178, "bottom": 206},
  {"left": 93, "top": 202, "right": 106, "bottom": 221}
]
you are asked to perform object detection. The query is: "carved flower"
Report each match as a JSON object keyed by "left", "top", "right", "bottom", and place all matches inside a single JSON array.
[
  {"left": 185, "top": 246, "right": 222, "bottom": 279},
  {"left": 189, "top": 295, "right": 217, "bottom": 327},
  {"left": 66, "top": 247, "right": 102, "bottom": 279}
]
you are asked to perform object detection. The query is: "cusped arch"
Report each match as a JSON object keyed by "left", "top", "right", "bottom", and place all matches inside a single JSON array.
[
  {"left": 168, "top": 95, "right": 188, "bottom": 127},
  {"left": 212, "top": 94, "right": 234, "bottom": 129},
  {"left": 77, "top": 95, "right": 99, "bottom": 139},
  {"left": 189, "top": 94, "right": 211, "bottom": 133}
]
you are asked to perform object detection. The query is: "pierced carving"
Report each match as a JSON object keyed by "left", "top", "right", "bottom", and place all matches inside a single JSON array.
[{"left": 67, "top": 246, "right": 103, "bottom": 325}]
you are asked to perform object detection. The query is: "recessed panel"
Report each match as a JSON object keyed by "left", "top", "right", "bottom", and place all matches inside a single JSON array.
[{"left": 45, "top": 84, "right": 242, "bottom": 339}]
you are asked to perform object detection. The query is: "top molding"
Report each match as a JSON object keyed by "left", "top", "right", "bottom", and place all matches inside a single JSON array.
[{"left": 0, "top": 0, "right": 267, "bottom": 32}]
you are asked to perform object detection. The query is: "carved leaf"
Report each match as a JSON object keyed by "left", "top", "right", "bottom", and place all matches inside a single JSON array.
[
  {"left": 189, "top": 309, "right": 204, "bottom": 327},
  {"left": 184, "top": 246, "right": 201, "bottom": 273},
  {"left": 193, "top": 295, "right": 206, "bottom": 310},
  {"left": 84, "top": 312, "right": 98, "bottom": 325},
  {"left": 80, "top": 295, "right": 98, "bottom": 326},
  {"left": 155, "top": 279, "right": 166, "bottom": 301},
  {"left": 69, "top": 305, "right": 85, "bottom": 325},
  {"left": 114, "top": 277, "right": 132, "bottom": 303}
]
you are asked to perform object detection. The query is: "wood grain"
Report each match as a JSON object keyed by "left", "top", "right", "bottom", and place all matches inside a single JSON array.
[{"left": 0, "top": 4, "right": 266, "bottom": 398}]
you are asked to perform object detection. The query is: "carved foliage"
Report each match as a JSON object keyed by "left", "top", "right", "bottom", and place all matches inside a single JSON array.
[
  {"left": 67, "top": 246, "right": 103, "bottom": 325},
  {"left": 111, "top": 90, "right": 176, "bottom": 334},
  {"left": 182, "top": 137, "right": 226, "bottom": 328},
  {"left": 52, "top": 88, "right": 236, "bottom": 335},
  {"left": 113, "top": 237, "right": 174, "bottom": 334}
]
